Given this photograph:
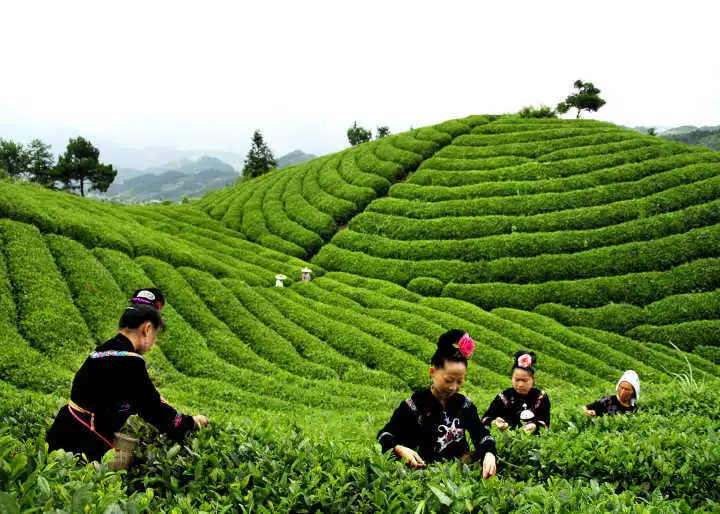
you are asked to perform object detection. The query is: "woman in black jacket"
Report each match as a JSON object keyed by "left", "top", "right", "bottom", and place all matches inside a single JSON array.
[
  {"left": 481, "top": 351, "right": 550, "bottom": 435},
  {"left": 376, "top": 330, "right": 497, "bottom": 478},
  {"left": 47, "top": 295, "right": 209, "bottom": 462}
]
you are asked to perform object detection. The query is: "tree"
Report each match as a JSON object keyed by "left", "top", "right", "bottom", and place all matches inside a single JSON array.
[
  {"left": 347, "top": 122, "right": 372, "bottom": 146},
  {"left": 0, "top": 139, "right": 30, "bottom": 176},
  {"left": 376, "top": 126, "right": 391, "bottom": 139},
  {"left": 518, "top": 105, "right": 557, "bottom": 119},
  {"left": 242, "top": 130, "right": 276, "bottom": 179},
  {"left": 55, "top": 137, "right": 117, "bottom": 196},
  {"left": 647, "top": 127, "right": 657, "bottom": 136},
  {"left": 25, "top": 139, "right": 55, "bottom": 185},
  {"left": 556, "top": 80, "right": 606, "bottom": 118}
]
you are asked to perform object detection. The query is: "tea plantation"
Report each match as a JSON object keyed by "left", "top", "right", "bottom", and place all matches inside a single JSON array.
[{"left": 1, "top": 115, "right": 719, "bottom": 512}]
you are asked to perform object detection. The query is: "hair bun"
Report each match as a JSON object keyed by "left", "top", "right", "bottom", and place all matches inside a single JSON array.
[{"left": 437, "top": 329, "right": 466, "bottom": 355}]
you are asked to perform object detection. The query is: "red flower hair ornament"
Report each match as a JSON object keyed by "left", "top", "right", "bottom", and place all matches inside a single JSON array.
[
  {"left": 517, "top": 353, "right": 533, "bottom": 369},
  {"left": 457, "top": 333, "right": 475, "bottom": 358}
]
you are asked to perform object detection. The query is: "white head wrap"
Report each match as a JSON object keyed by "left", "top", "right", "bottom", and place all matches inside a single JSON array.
[{"left": 616, "top": 370, "right": 640, "bottom": 405}]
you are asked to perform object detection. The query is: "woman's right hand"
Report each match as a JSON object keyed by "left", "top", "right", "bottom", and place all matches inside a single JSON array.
[
  {"left": 583, "top": 407, "right": 596, "bottom": 417},
  {"left": 193, "top": 415, "right": 210, "bottom": 429},
  {"left": 394, "top": 445, "right": 426, "bottom": 468},
  {"left": 493, "top": 417, "right": 509, "bottom": 430}
]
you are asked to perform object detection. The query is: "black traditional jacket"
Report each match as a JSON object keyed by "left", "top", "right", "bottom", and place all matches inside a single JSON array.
[
  {"left": 586, "top": 395, "right": 637, "bottom": 416},
  {"left": 47, "top": 334, "right": 196, "bottom": 461},
  {"left": 481, "top": 387, "right": 550, "bottom": 432},
  {"left": 377, "top": 389, "right": 496, "bottom": 463}
]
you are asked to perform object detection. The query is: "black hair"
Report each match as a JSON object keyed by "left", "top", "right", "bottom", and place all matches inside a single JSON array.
[
  {"left": 119, "top": 304, "right": 166, "bottom": 333},
  {"left": 512, "top": 350, "right": 536, "bottom": 375},
  {"left": 130, "top": 288, "right": 165, "bottom": 310},
  {"left": 431, "top": 329, "right": 468, "bottom": 368}
]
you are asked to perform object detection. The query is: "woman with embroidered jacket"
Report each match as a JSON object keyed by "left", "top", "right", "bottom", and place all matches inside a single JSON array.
[
  {"left": 584, "top": 370, "right": 640, "bottom": 417},
  {"left": 46, "top": 294, "right": 209, "bottom": 462},
  {"left": 481, "top": 351, "right": 550, "bottom": 434},
  {"left": 376, "top": 330, "right": 497, "bottom": 478}
]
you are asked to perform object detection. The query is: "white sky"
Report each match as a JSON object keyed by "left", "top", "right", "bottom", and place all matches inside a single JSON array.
[{"left": 1, "top": 0, "right": 718, "bottom": 159}]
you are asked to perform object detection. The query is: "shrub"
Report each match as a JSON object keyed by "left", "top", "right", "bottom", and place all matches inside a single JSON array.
[
  {"left": 407, "top": 277, "right": 444, "bottom": 296},
  {"left": 518, "top": 105, "right": 557, "bottom": 118}
]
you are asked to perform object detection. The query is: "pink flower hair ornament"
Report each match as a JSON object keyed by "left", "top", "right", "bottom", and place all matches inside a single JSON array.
[
  {"left": 517, "top": 353, "right": 533, "bottom": 369},
  {"left": 457, "top": 333, "right": 475, "bottom": 358}
]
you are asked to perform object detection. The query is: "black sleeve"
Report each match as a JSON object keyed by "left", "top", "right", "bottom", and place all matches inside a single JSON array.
[
  {"left": 481, "top": 395, "right": 506, "bottom": 427},
  {"left": 376, "top": 400, "right": 419, "bottom": 457},
  {"left": 534, "top": 394, "right": 551, "bottom": 431},
  {"left": 586, "top": 397, "right": 609, "bottom": 416},
  {"left": 463, "top": 402, "right": 496, "bottom": 460},
  {"left": 131, "top": 361, "right": 196, "bottom": 441}
]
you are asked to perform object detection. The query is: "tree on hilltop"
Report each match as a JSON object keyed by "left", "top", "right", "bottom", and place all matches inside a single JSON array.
[
  {"left": 55, "top": 136, "right": 117, "bottom": 196},
  {"left": 242, "top": 130, "right": 277, "bottom": 179},
  {"left": 376, "top": 126, "right": 391, "bottom": 139},
  {"left": 0, "top": 138, "right": 56, "bottom": 185},
  {"left": 557, "top": 80, "right": 606, "bottom": 118},
  {"left": 25, "top": 139, "right": 56, "bottom": 185},
  {"left": 0, "top": 139, "right": 31, "bottom": 177},
  {"left": 347, "top": 122, "right": 372, "bottom": 146}
]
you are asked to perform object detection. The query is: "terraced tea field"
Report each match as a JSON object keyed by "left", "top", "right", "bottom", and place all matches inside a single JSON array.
[{"left": 1, "top": 115, "right": 719, "bottom": 511}]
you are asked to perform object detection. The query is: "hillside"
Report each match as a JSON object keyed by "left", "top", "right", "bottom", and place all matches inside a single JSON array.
[
  {"left": 1, "top": 115, "right": 719, "bottom": 511},
  {"left": 661, "top": 125, "right": 720, "bottom": 151}
]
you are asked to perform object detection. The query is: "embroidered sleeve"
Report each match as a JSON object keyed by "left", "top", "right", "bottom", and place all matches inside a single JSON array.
[
  {"left": 377, "top": 400, "right": 419, "bottom": 457},
  {"left": 463, "top": 402, "right": 496, "bottom": 459},
  {"left": 480, "top": 394, "right": 507, "bottom": 427},
  {"left": 534, "top": 391, "right": 551, "bottom": 430},
  {"left": 132, "top": 360, "right": 195, "bottom": 440}
]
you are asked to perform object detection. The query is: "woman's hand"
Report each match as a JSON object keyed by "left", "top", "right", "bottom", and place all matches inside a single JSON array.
[
  {"left": 520, "top": 422, "right": 537, "bottom": 434},
  {"left": 493, "top": 417, "right": 509, "bottom": 430},
  {"left": 482, "top": 452, "right": 497, "bottom": 479},
  {"left": 193, "top": 415, "right": 209, "bottom": 429},
  {"left": 583, "top": 406, "right": 596, "bottom": 417},
  {"left": 394, "top": 445, "right": 426, "bottom": 468}
]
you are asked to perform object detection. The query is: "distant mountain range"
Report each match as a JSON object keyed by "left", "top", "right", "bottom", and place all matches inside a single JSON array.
[
  {"left": 94, "top": 150, "right": 316, "bottom": 203},
  {"left": 659, "top": 126, "right": 720, "bottom": 151},
  {"left": 630, "top": 125, "right": 720, "bottom": 151}
]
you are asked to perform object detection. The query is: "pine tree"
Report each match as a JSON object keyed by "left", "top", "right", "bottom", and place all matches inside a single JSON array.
[
  {"left": 54, "top": 137, "right": 116, "bottom": 196},
  {"left": 242, "top": 130, "right": 276, "bottom": 179}
]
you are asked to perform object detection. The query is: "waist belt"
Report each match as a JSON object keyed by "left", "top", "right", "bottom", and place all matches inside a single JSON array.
[{"left": 67, "top": 400, "right": 116, "bottom": 449}]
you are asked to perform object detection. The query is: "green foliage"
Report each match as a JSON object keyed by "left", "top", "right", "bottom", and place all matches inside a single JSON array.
[
  {"left": 518, "top": 105, "right": 557, "bottom": 118},
  {"left": 662, "top": 125, "right": 720, "bottom": 151},
  {"left": 557, "top": 79, "right": 607, "bottom": 118},
  {"left": 0, "top": 139, "right": 30, "bottom": 176},
  {"left": 376, "top": 125, "right": 391, "bottom": 139},
  {"left": 55, "top": 136, "right": 117, "bottom": 196},
  {"left": 626, "top": 320, "right": 720, "bottom": 352},
  {"left": 2, "top": 114, "right": 720, "bottom": 511},
  {"left": 347, "top": 121, "right": 372, "bottom": 146},
  {"left": 242, "top": 130, "right": 277, "bottom": 179},
  {"left": 407, "top": 277, "right": 444, "bottom": 296}
]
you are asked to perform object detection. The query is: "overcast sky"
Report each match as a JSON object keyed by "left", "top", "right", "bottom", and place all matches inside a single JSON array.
[{"left": 1, "top": 0, "right": 718, "bottom": 161}]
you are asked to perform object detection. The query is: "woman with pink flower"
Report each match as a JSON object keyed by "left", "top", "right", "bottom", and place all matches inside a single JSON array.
[
  {"left": 376, "top": 330, "right": 497, "bottom": 478},
  {"left": 481, "top": 350, "right": 550, "bottom": 435}
]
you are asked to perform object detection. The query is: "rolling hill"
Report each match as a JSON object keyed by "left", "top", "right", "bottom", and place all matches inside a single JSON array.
[{"left": 1, "top": 114, "right": 719, "bottom": 511}]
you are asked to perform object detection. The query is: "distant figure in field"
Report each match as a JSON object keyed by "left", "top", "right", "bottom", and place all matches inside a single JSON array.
[
  {"left": 376, "top": 330, "right": 497, "bottom": 478},
  {"left": 46, "top": 289, "right": 209, "bottom": 464},
  {"left": 584, "top": 370, "right": 640, "bottom": 417},
  {"left": 482, "top": 351, "right": 550, "bottom": 434}
]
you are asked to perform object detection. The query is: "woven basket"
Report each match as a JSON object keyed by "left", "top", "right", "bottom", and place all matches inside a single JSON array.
[{"left": 108, "top": 432, "right": 138, "bottom": 470}]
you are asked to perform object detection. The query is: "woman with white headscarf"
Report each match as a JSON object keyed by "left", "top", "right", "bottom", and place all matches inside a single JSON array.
[{"left": 584, "top": 370, "right": 640, "bottom": 417}]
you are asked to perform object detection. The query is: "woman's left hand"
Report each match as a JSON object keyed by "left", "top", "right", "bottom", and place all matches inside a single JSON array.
[
  {"left": 521, "top": 422, "right": 537, "bottom": 434},
  {"left": 482, "top": 453, "right": 497, "bottom": 479}
]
